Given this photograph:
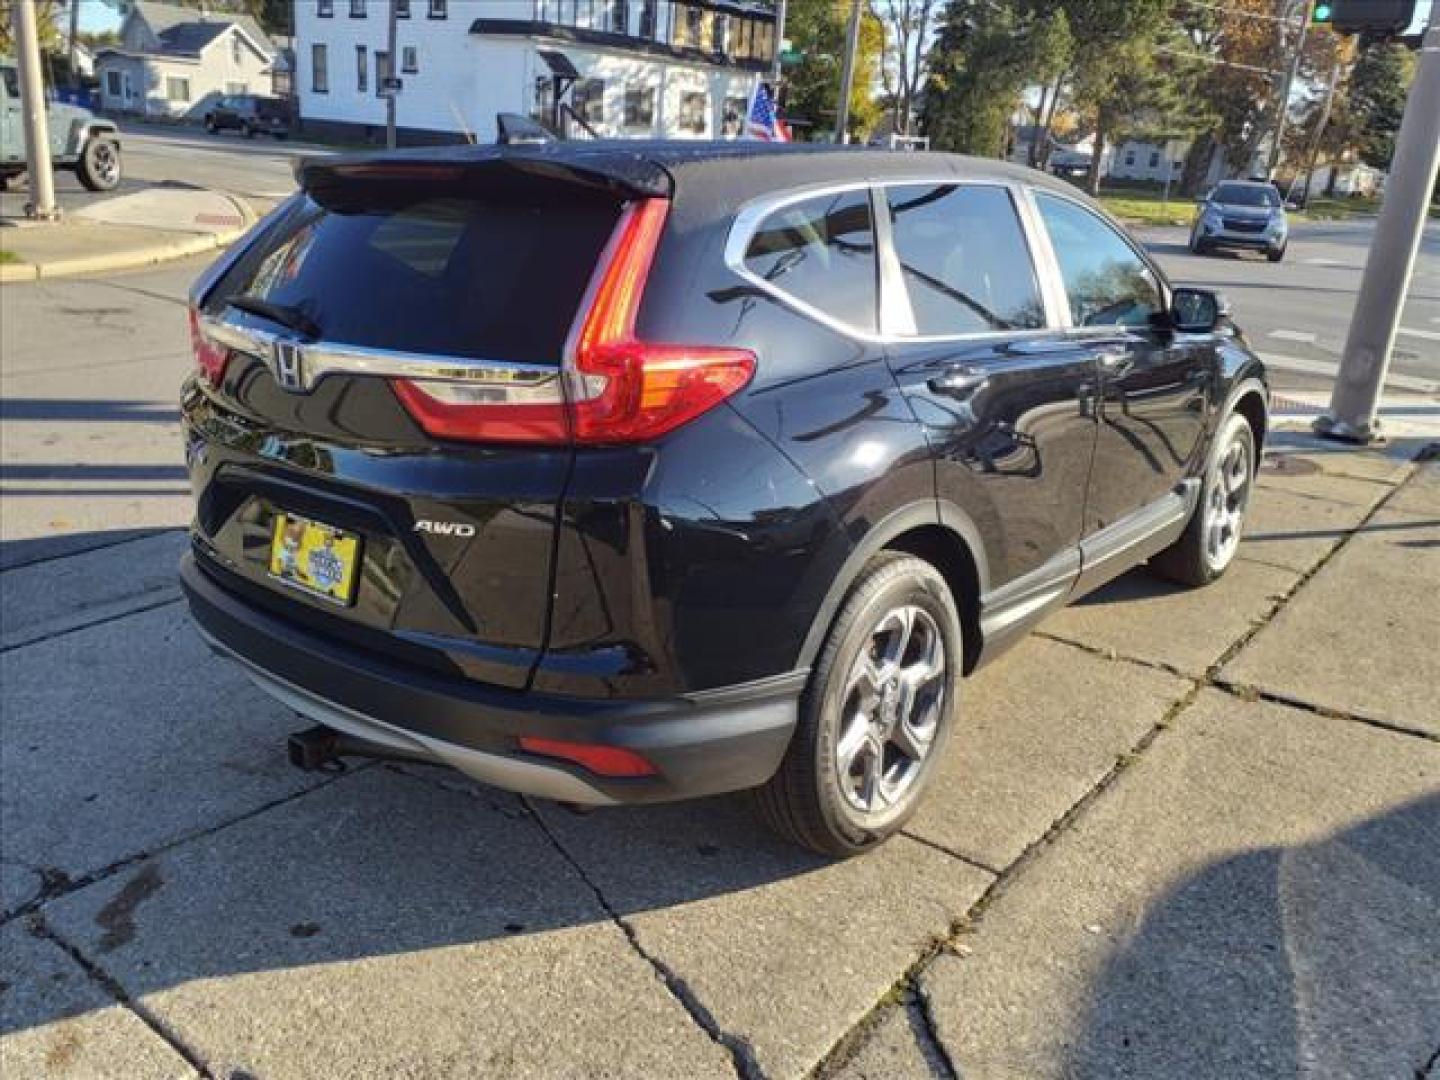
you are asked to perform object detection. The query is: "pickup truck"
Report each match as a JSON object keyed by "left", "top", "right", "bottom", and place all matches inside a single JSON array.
[{"left": 1, "top": 61, "right": 122, "bottom": 191}]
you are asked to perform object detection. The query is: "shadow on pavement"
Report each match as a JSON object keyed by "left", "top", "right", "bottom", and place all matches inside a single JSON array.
[{"left": 1067, "top": 793, "right": 1440, "bottom": 1078}]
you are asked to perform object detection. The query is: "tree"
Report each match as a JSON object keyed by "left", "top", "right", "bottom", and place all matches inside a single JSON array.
[
  {"left": 924, "top": 2, "right": 1070, "bottom": 157},
  {"left": 0, "top": 0, "right": 63, "bottom": 54},
  {"left": 869, "top": 0, "right": 938, "bottom": 138},
  {"left": 1346, "top": 41, "right": 1412, "bottom": 168},
  {"left": 784, "top": 0, "right": 883, "bottom": 140}
]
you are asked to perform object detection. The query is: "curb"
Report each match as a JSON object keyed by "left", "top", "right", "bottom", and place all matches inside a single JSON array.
[{"left": 0, "top": 227, "right": 249, "bottom": 283}]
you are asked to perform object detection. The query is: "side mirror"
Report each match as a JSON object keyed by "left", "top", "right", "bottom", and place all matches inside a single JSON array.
[{"left": 1171, "top": 287, "right": 1228, "bottom": 333}]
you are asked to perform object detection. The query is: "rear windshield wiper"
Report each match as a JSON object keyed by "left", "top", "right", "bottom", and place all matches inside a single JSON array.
[{"left": 226, "top": 296, "right": 320, "bottom": 340}]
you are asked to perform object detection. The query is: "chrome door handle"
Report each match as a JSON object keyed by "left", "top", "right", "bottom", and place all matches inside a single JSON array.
[
  {"left": 927, "top": 364, "right": 989, "bottom": 397},
  {"left": 1095, "top": 348, "right": 1134, "bottom": 378}
]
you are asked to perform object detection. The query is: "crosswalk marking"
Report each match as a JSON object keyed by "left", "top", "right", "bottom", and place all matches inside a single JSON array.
[
  {"left": 1268, "top": 329, "right": 1318, "bottom": 344},
  {"left": 1257, "top": 351, "right": 1440, "bottom": 394},
  {"left": 1396, "top": 327, "right": 1440, "bottom": 343}
]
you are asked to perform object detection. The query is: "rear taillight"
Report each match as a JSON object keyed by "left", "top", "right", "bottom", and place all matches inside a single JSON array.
[
  {"left": 393, "top": 198, "right": 755, "bottom": 445},
  {"left": 517, "top": 736, "right": 658, "bottom": 779},
  {"left": 189, "top": 306, "right": 230, "bottom": 386}
]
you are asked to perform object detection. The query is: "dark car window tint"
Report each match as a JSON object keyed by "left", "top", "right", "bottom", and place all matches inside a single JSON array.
[
  {"left": 1035, "top": 194, "right": 1162, "bottom": 328},
  {"left": 1213, "top": 183, "right": 1278, "bottom": 208},
  {"left": 744, "top": 190, "right": 878, "bottom": 332},
  {"left": 207, "top": 189, "right": 621, "bottom": 364},
  {"left": 885, "top": 184, "right": 1045, "bottom": 334}
]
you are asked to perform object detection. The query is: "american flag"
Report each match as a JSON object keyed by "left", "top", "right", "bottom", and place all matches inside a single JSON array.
[{"left": 747, "top": 83, "right": 788, "bottom": 142}]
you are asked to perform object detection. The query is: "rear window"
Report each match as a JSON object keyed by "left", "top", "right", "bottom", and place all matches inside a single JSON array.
[
  {"left": 743, "top": 189, "right": 878, "bottom": 334},
  {"left": 206, "top": 181, "right": 623, "bottom": 364}
]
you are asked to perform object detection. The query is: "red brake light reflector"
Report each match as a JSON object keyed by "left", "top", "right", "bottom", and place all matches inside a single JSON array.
[
  {"left": 189, "top": 306, "right": 230, "bottom": 386},
  {"left": 517, "top": 737, "right": 658, "bottom": 779}
]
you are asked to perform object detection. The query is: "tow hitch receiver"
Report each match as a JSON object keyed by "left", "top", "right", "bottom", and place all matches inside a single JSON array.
[{"left": 286, "top": 725, "right": 431, "bottom": 772}]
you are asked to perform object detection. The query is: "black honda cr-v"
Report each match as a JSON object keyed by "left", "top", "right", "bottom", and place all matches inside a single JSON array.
[{"left": 181, "top": 142, "right": 1267, "bottom": 856}]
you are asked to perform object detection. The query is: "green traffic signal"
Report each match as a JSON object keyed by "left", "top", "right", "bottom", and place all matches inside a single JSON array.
[{"left": 1313, "top": 1, "right": 1333, "bottom": 21}]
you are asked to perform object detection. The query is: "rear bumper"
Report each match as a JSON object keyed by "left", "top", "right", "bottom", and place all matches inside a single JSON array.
[{"left": 181, "top": 551, "right": 801, "bottom": 804}]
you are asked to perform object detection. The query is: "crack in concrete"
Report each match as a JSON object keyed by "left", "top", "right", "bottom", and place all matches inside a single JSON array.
[
  {"left": 1417, "top": 1042, "right": 1440, "bottom": 1079},
  {"left": 897, "top": 831, "right": 1003, "bottom": 877},
  {"left": 0, "top": 593, "right": 184, "bottom": 655},
  {"left": 520, "top": 795, "right": 765, "bottom": 1080},
  {"left": 0, "top": 764, "right": 365, "bottom": 928},
  {"left": 26, "top": 915, "right": 214, "bottom": 1079}
]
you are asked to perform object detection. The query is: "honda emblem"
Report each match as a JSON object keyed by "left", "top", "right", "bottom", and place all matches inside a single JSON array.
[{"left": 272, "top": 339, "right": 306, "bottom": 393}]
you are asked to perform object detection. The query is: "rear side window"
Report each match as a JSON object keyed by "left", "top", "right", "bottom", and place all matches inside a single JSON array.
[
  {"left": 743, "top": 190, "right": 878, "bottom": 333},
  {"left": 885, "top": 184, "right": 1045, "bottom": 335},
  {"left": 206, "top": 182, "right": 622, "bottom": 364},
  {"left": 1035, "top": 193, "right": 1163, "bottom": 329}
]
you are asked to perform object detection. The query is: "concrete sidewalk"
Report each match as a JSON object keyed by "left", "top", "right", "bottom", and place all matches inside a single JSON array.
[
  {"left": 1, "top": 430, "right": 1437, "bottom": 1078},
  {"left": 0, "top": 187, "right": 255, "bottom": 283}
]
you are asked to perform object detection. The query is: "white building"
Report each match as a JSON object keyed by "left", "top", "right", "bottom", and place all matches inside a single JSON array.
[
  {"left": 96, "top": 1, "right": 276, "bottom": 119},
  {"left": 1108, "top": 138, "right": 1188, "bottom": 184},
  {"left": 295, "top": 0, "right": 777, "bottom": 145}
]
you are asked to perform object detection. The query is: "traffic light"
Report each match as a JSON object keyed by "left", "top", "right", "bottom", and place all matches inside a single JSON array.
[{"left": 1319, "top": 0, "right": 1416, "bottom": 35}]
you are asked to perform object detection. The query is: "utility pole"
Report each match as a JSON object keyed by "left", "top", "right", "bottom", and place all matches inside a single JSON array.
[
  {"left": 1296, "top": 53, "right": 1343, "bottom": 205},
  {"left": 67, "top": 0, "right": 80, "bottom": 89},
  {"left": 11, "top": 0, "right": 59, "bottom": 221},
  {"left": 1266, "top": 0, "right": 1309, "bottom": 176},
  {"left": 771, "top": 0, "right": 788, "bottom": 85},
  {"left": 385, "top": 0, "right": 399, "bottom": 149},
  {"left": 834, "top": 0, "right": 862, "bottom": 144},
  {"left": 1315, "top": 5, "right": 1440, "bottom": 443}
]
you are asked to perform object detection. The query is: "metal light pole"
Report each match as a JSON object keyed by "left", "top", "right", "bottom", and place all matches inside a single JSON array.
[
  {"left": 771, "top": 0, "right": 788, "bottom": 84},
  {"left": 385, "top": 0, "right": 399, "bottom": 148},
  {"left": 1315, "top": 5, "right": 1440, "bottom": 443},
  {"left": 1267, "top": 0, "right": 1309, "bottom": 176},
  {"left": 834, "top": 0, "right": 862, "bottom": 144},
  {"left": 67, "top": 0, "right": 80, "bottom": 88},
  {"left": 11, "top": 0, "right": 59, "bottom": 221}
]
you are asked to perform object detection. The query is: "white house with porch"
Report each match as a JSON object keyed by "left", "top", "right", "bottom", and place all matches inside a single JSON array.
[
  {"left": 95, "top": 1, "right": 276, "bottom": 119},
  {"left": 294, "top": 0, "right": 777, "bottom": 145}
]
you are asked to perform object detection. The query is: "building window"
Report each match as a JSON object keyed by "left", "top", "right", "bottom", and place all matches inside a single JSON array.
[
  {"left": 531, "top": 76, "right": 552, "bottom": 123},
  {"left": 722, "top": 94, "right": 746, "bottom": 138},
  {"left": 376, "top": 50, "right": 390, "bottom": 95},
  {"left": 605, "top": 0, "right": 628, "bottom": 33},
  {"left": 754, "top": 19, "right": 774, "bottom": 64},
  {"left": 715, "top": 13, "right": 729, "bottom": 54},
  {"left": 231, "top": 34, "right": 242, "bottom": 64},
  {"left": 623, "top": 84, "right": 655, "bottom": 127},
  {"left": 638, "top": 0, "right": 656, "bottom": 38},
  {"left": 356, "top": 45, "right": 367, "bottom": 92},
  {"left": 679, "top": 90, "right": 706, "bottom": 133},
  {"left": 350, "top": 0, "right": 366, "bottom": 16},
  {"left": 166, "top": 76, "right": 191, "bottom": 102},
  {"left": 573, "top": 77, "right": 605, "bottom": 126},
  {"left": 317, "top": 0, "right": 333, "bottom": 15},
  {"left": 312, "top": 43, "right": 328, "bottom": 92},
  {"left": 428, "top": 0, "right": 447, "bottom": 17},
  {"left": 106, "top": 70, "right": 122, "bottom": 96},
  {"left": 402, "top": 45, "right": 418, "bottom": 73},
  {"left": 226, "top": 81, "right": 248, "bottom": 95},
  {"left": 396, "top": 0, "right": 410, "bottom": 15},
  {"left": 1149, "top": 151, "right": 1160, "bottom": 168},
  {"left": 1124, "top": 151, "right": 1135, "bottom": 166}
]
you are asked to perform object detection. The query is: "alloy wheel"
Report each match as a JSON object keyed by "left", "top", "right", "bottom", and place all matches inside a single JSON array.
[
  {"left": 835, "top": 605, "right": 946, "bottom": 824},
  {"left": 1203, "top": 434, "right": 1251, "bottom": 572}
]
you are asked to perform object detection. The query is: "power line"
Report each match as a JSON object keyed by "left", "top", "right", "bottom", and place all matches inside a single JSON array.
[
  {"left": 1155, "top": 44, "right": 1289, "bottom": 77},
  {"left": 1175, "top": 0, "right": 1307, "bottom": 27}
]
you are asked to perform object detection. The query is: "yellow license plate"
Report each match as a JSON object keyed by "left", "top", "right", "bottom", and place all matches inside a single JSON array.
[{"left": 268, "top": 513, "right": 361, "bottom": 605}]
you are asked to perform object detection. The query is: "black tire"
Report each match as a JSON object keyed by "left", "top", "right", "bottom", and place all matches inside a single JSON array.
[
  {"left": 1267, "top": 244, "right": 1286, "bottom": 263},
  {"left": 75, "top": 136, "right": 122, "bottom": 192},
  {"left": 1150, "top": 411, "right": 1256, "bottom": 588},
  {"left": 754, "top": 552, "right": 962, "bottom": 857},
  {"left": 242, "top": 122, "right": 256, "bottom": 139},
  {"left": 1190, "top": 233, "right": 1209, "bottom": 256},
  {"left": 204, "top": 115, "right": 217, "bottom": 133}
]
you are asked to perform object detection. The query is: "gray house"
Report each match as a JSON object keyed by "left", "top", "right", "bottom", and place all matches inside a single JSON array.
[{"left": 96, "top": 1, "right": 276, "bottom": 119}]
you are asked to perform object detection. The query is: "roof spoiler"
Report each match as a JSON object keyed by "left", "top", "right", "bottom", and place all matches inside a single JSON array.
[{"left": 295, "top": 146, "right": 673, "bottom": 204}]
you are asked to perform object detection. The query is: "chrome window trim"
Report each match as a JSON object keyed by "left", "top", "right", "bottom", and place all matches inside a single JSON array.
[
  {"left": 724, "top": 175, "right": 1074, "bottom": 348},
  {"left": 201, "top": 313, "right": 561, "bottom": 395},
  {"left": 724, "top": 179, "right": 885, "bottom": 341}
]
